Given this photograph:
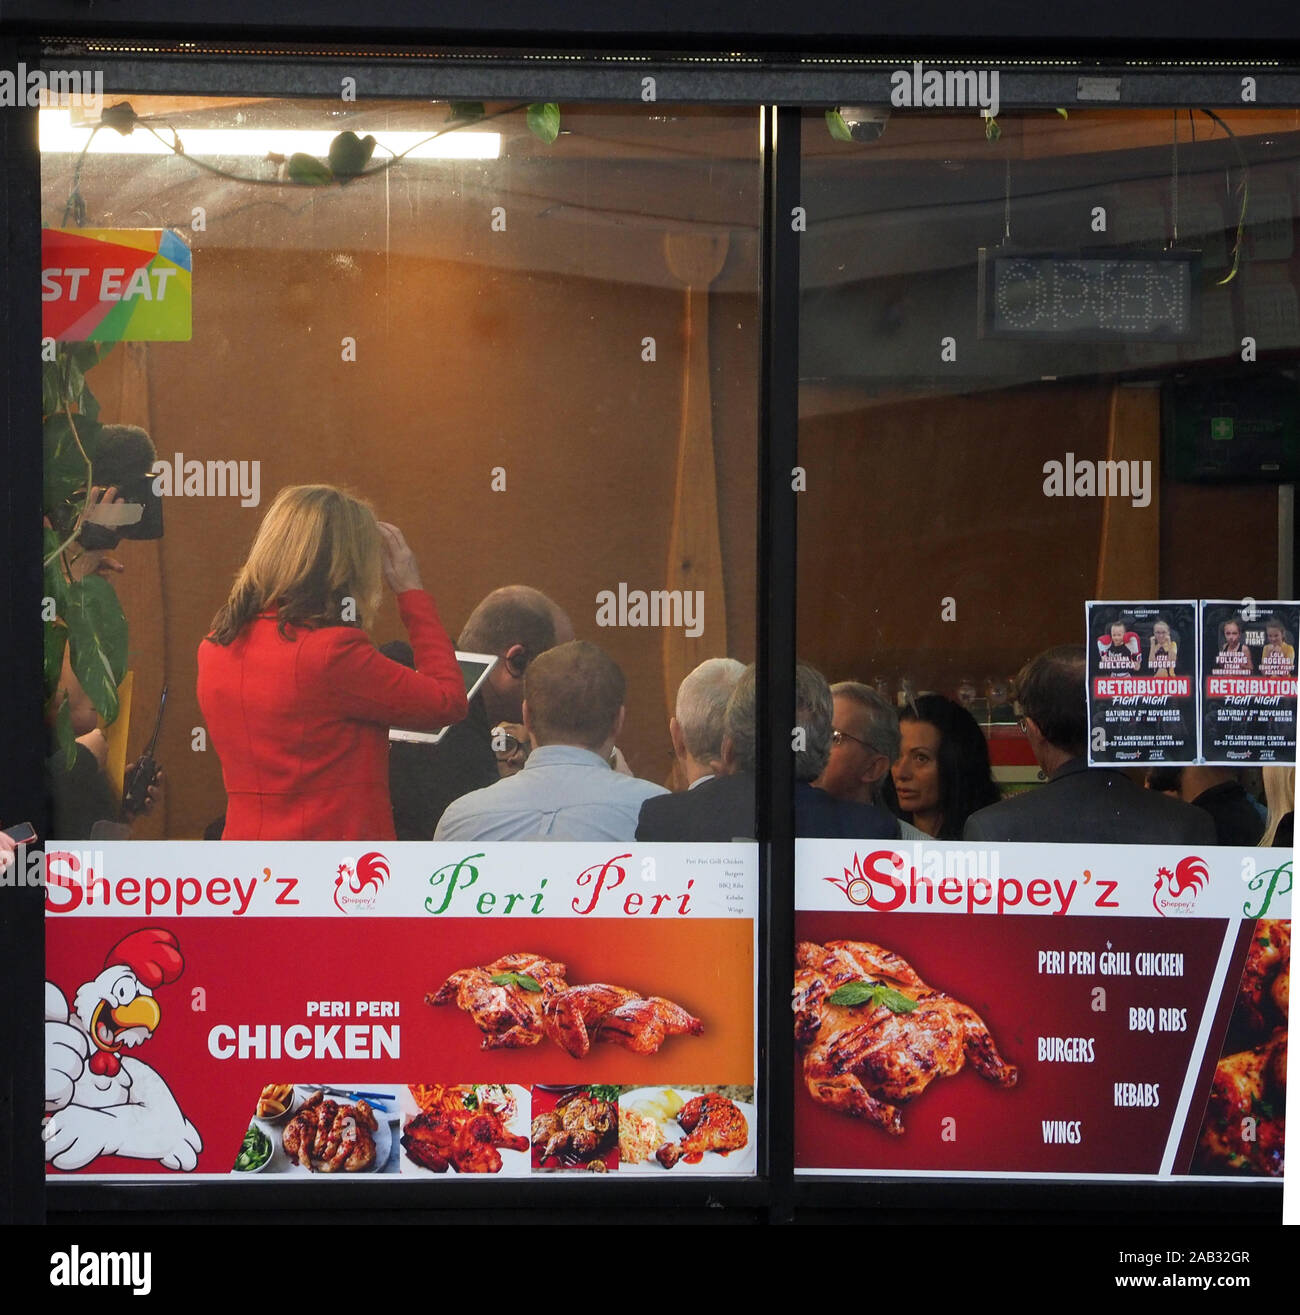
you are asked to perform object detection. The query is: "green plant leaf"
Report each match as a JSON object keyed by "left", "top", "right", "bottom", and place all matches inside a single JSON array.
[
  {"left": 42, "top": 527, "right": 70, "bottom": 623},
  {"left": 44, "top": 622, "right": 69, "bottom": 700},
  {"left": 44, "top": 413, "right": 97, "bottom": 517},
  {"left": 1055, "top": 107, "right": 1069, "bottom": 119},
  {"left": 489, "top": 971, "right": 542, "bottom": 992},
  {"left": 527, "top": 102, "right": 561, "bottom": 145},
  {"left": 287, "top": 152, "right": 335, "bottom": 186},
  {"left": 63, "top": 355, "right": 85, "bottom": 408},
  {"left": 65, "top": 344, "right": 104, "bottom": 421},
  {"left": 825, "top": 108, "right": 854, "bottom": 142},
  {"left": 67, "top": 342, "right": 103, "bottom": 372},
  {"left": 984, "top": 115, "right": 1001, "bottom": 142},
  {"left": 53, "top": 694, "right": 77, "bottom": 771},
  {"left": 100, "top": 101, "right": 138, "bottom": 136},
  {"left": 328, "top": 131, "right": 376, "bottom": 181},
  {"left": 78, "top": 382, "right": 101, "bottom": 423},
  {"left": 448, "top": 101, "right": 486, "bottom": 123},
  {"left": 42, "top": 360, "right": 63, "bottom": 419},
  {"left": 65, "top": 574, "right": 128, "bottom": 726}
]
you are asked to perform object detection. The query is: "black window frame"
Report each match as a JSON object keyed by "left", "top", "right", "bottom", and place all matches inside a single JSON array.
[{"left": 3, "top": 30, "right": 1294, "bottom": 1225}]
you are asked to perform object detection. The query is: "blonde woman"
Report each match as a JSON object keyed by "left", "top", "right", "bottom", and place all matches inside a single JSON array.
[
  {"left": 1260, "top": 765, "right": 1295, "bottom": 848},
  {"left": 1147, "top": 617, "right": 1178, "bottom": 673},
  {"left": 197, "top": 485, "right": 467, "bottom": 839}
]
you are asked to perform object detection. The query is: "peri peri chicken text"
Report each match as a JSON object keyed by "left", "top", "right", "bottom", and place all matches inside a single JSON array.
[{"left": 208, "top": 999, "right": 401, "bottom": 1060}]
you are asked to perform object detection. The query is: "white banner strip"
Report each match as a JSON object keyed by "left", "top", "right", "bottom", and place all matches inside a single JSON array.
[
  {"left": 796, "top": 839, "right": 1292, "bottom": 920},
  {"left": 34, "top": 841, "right": 759, "bottom": 919}
]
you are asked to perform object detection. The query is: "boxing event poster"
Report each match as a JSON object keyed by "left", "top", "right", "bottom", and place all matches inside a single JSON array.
[
  {"left": 42, "top": 842, "right": 757, "bottom": 1180},
  {"left": 1086, "top": 601, "right": 1197, "bottom": 765},
  {"left": 1201, "top": 600, "right": 1300, "bottom": 764},
  {"left": 795, "top": 838, "right": 1290, "bottom": 1178}
]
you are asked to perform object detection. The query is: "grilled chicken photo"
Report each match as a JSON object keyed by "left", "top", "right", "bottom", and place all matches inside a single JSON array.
[
  {"left": 1233, "top": 920, "right": 1290, "bottom": 1037},
  {"left": 651, "top": 1091, "right": 748, "bottom": 1167},
  {"left": 402, "top": 1107, "right": 529, "bottom": 1174},
  {"left": 428, "top": 952, "right": 568, "bottom": 1049},
  {"left": 1196, "top": 918, "right": 1288, "bottom": 1176},
  {"left": 543, "top": 983, "right": 704, "bottom": 1057},
  {"left": 282, "top": 1090, "right": 378, "bottom": 1172},
  {"left": 531, "top": 1088, "right": 618, "bottom": 1163},
  {"left": 430, "top": 952, "right": 703, "bottom": 1058},
  {"left": 1195, "top": 1028, "right": 1286, "bottom": 1176},
  {"left": 794, "top": 939, "right": 1019, "bottom": 1135}
]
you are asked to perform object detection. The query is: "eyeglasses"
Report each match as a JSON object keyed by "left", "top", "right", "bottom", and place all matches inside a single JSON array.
[{"left": 831, "top": 729, "right": 871, "bottom": 749}]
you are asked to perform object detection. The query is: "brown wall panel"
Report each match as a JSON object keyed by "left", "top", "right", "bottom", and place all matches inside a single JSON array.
[
  {"left": 86, "top": 248, "right": 757, "bottom": 836},
  {"left": 797, "top": 385, "right": 1111, "bottom": 696}
]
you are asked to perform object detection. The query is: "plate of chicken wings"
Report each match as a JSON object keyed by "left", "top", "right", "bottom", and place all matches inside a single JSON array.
[{"left": 617, "top": 1086, "right": 755, "bottom": 1174}]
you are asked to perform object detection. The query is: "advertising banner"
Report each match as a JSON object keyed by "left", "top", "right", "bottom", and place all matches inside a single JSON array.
[
  {"left": 1087, "top": 601, "right": 1198, "bottom": 764},
  {"left": 41, "top": 228, "right": 193, "bottom": 342},
  {"left": 1201, "top": 600, "right": 1300, "bottom": 764},
  {"left": 794, "top": 838, "right": 1290, "bottom": 1179},
  {"left": 43, "top": 841, "right": 757, "bottom": 1180}
]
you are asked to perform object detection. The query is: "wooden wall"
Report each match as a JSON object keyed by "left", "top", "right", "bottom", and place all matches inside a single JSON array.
[
  {"left": 797, "top": 384, "right": 1281, "bottom": 698},
  {"left": 90, "top": 251, "right": 759, "bottom": 837}
]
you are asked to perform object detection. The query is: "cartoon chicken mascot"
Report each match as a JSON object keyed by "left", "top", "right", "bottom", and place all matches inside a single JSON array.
[{"left": 44, "top": 927, "right": 202, "bottom": 1171}]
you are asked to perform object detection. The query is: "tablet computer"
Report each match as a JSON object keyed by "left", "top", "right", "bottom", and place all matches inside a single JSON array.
[{"left": 388, "top": 651, "right": 498, "bottom": 744}]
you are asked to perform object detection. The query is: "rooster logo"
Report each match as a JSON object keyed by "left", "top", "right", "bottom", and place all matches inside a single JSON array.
[
  {"left": 1153, "top": 856, "right": 1209, "bottom": 916},
  {"left": 825, "top": 850, "right": 889, "bottom": 906},
  {"left": 333, "top": 851, "right": 390, "bottom": 914},
  {"left": 43, "top": 928, "right": 201, "bottom": 1172}
]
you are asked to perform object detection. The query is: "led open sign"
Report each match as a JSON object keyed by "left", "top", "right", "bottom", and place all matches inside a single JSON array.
[{"left": 978, "top": 248, "right": 1199, "bottom": 342}]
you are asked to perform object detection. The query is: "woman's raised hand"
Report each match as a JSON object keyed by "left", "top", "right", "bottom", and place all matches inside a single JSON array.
[{"left": 377, "top": 522, "right": 423, "bottom": 594}]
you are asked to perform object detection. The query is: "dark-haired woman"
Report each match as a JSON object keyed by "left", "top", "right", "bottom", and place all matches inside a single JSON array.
[
  {"left": 892, "top": 693, "right": 1001, "bottom": 839},
  {"left": 197, "top": 484, "right": 467, "bottom": 840}
]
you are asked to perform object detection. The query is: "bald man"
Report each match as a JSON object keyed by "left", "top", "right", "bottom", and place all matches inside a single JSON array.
[{"left": 388, "top": 585, "right": 572, "bottom": 838}]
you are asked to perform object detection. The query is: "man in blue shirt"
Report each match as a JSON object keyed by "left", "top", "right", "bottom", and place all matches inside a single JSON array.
[{"left": 434, "top": 641, "right": 667, "bottom": 841}]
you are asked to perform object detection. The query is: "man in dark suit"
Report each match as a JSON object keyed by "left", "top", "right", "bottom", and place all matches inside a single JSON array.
[
  {"left": 964, "top": 646, "right": 1215, "bottom": 845},
  {"left": 636, "top": 658, "right": 746, "bottom": 841},
  {"left": 637, "top": 662, "right": 899, "bottom": 842},
  {"left": 387, "top": 586, "right": 572, "bottom": 838}
]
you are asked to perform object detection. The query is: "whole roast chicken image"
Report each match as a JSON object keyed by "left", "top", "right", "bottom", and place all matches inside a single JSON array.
[
  {"left": 427, "top": 952, "right": 568, "bottom": 1049},
  {"left": 543, "top": 984, "right": 703, "bottom": 1057},
  {"left": 430, "top": 951, "right": 702, "bottom": 1057},
  {"left": 794, "top": 940, "right": 1018, "bottom": 1134}
]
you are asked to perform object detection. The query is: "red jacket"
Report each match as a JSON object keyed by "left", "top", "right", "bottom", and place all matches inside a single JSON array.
[{"left": 197, "top": 590, "right": 468, "bottom": 840}]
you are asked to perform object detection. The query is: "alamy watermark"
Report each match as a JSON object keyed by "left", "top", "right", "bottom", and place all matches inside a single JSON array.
[
  {"left": 890, "top": 62, "right": 1000, "bottom": 119},
  {"left": 1043, "top": 452, "right": 1152, "bottom": 508},
  {"left": 152, "top": 454, "right": 261, "bottom": 507},
  {"left": 49, "top": 1246, "right": 151, "bottom": 1296},
  {"left": 1, "top": 846, "right": 104, "bottom": 891},
  {"left": 595, "top": 583, "right": 704, "bottom": 637},
  {"left": 0, "top": 64, "right": 103, "bottom": 112}
]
